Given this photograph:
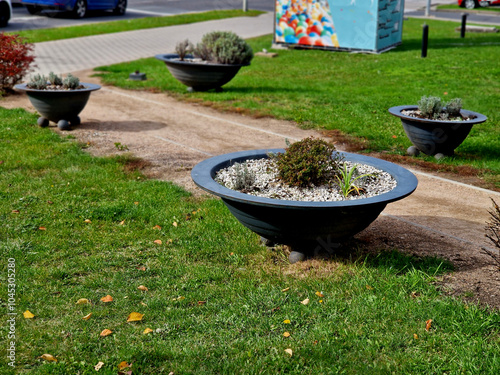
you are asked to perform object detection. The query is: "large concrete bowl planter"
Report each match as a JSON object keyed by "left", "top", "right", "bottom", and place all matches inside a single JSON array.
[
  {"left": 388, "top": 105, "right": 487, "bottom": 157},
  {"left": 191, "top": 149, "right": 418, "bottom": 261},
  {"left": 15, "top": 83, "right": 101, "bottom": 130},
  {"left": 155, "top": 54, "right": 249, "bottom": 92}
]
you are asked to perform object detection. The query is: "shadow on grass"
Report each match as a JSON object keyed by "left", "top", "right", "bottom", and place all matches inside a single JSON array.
[{"left": 392, "top": 36, "right": 500, "bottom": 53}]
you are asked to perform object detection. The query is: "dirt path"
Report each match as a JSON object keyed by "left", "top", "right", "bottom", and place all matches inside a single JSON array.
[{"left": 3, "top": 70, "right": 499, "bottom": 309}]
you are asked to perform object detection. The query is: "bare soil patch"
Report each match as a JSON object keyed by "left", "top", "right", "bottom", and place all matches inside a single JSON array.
[{"left": 2, "top": 70, "right": 499, "bottom": 310}]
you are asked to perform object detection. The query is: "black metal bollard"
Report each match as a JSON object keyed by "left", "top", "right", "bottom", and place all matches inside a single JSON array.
[
  {"left": 461, "top": 13, "right": 468, "bottom": 38},
  {"left": 422, "top": 24, "right": 429, "bottom": 58}
]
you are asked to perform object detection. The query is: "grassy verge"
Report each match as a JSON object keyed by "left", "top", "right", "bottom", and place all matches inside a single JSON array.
[
  {"left": 12, "top": 10, "right": 264, "bottom": 43},
  {"left": 1, "top": 107, "right": 500, "bottom": 374},
  {"left": 437, "top": 4, "right": 500, "bottom": 12},
  {"left": 94, "top": 18, "right": 500, "bottom": 189}
]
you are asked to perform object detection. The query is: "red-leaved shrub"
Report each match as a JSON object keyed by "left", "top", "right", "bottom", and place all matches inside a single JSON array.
[{"left": 0, "top": 32, "right": 35, "bottom": 94}]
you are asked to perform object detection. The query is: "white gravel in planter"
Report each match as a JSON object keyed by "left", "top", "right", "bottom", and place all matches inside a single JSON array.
[{"left": 215, "top": 158, "right": 396, "bottom": 202}]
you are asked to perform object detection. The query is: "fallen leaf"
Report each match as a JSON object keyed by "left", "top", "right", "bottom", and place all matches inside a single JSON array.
[
  {"left": 153, "top": 239, "right": 162, "bottom": 245},
  {"left": 76, "top": 298, "right": 90, "bottom": 305},
  {"left": 172, "top": 222, "right": 178, "bottom": 227},
  {"left": 127, "top": 312, "right": 144, "bottom": 322},
  {"left": 137, "top": 266, "right": 146, "bottom": 271},
  {"left": 153, "top": 225, "right": 161, "bottom": 230},
  {"left": 413, "top": 333, "right": 418, "bottom": 340},
  {"left": 84, "top": 219, "right": 91, "bottom": 223},
  {"left": 392, "top": 135, "right": 397, "bottom": 139},
  {"left": 410, "top": 292, "right": 419, "bottom": 299},
  {"left": 137, "top": 285, "right": 148, "bottom": 292},
  {"left": 198, "top": 301, "right": 206, "bottom": 306},
  {"left": 444, "top": 92, "right": 448, "bottom": 95},
  {"left": 134, "top": 202, "right": 139, "bottom": 205},
  {"left": 101, "top": 295, "right": 113, "bottom": 303},
  {"left": 281, "top": 287, "right": 290, "bottom": 292},
  {"left": 23, "top": 310, "right": 35, "bottom": 319},
  {"left": 38, "top": 226, "right": 46, "bottom": 231},
  {"left": 100, "top": 329, "right": 113, "bottom": 337},
  {"left": 11, "top": 210, "right": 20, "bottom": 214},
  {"left": 425, "top": 319, "right": 433, "bottom": 332},
  {"left": 95, "top": 361, "right": 104, "bottom": 371},
  {"left": 40, "top": 354, "right": 57, "bottom": 362},
  {"left": 315, "top": 291, "right": 324, "bottom": 298},
  {"left": 284, "top": 348, "right": 293, "bottom": 357},
  {"left": 319, "top": 300, "right": 323, "bottom": 303},
  {"left": 47, "top": 201, "right": 53, "bottom": 204},
  {"left": 283, "top": 332, "right": 291, "bottom": 337},
  {"left": 283, "top": 319, "right": 291, "bottom": 324},
  {"left": 118, "top": 361, "right": 131, "bottom": 370},
  {"left": 82, "top": 313, "right": 92, "bottom": 320},
  {"left": 119, "top": 220, "right": 125, "bottom": 225},
  {"left": 301, "top": 298, "right": 310, "bottom": 305},
  {"left": 366, "top": 285, "right": 373, "bottom": 290},
  {"left": 143, "top": 328, "right": 153, "bottom": 335},
  {"left": 175, "top": 296, "right": 185, "bottom": 301},
  {"left": 140, "top": 302, "right": 148, "bottom": 306}
]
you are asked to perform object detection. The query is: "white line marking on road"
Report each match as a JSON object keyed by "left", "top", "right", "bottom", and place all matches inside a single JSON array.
[{"left": 127, "top": 8, "right": 174, "bottom": 16}]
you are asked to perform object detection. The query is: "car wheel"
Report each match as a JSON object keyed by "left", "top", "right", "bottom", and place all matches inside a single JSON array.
[
  {"left": 26, "top": 5, "right": 42, "bottom": 15},
  {"left": 113, "top": 0, "right": 127, "bottom": 15},
  {"left": 464, "top": 0, "right": 478, "bottom": 9},
  {"left": 0, "top": 2, "right": 10, "bottom": 27},
  {"left": 72, "top": 0, "right": 87, "bottom": 19}
]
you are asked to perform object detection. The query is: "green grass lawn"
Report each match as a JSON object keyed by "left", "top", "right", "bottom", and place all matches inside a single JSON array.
[
  {"left": 94, "top": 18, "right": 500, "bottom": 189},
  {"left": 12, "top": 10, "right": 264, "bottom": 43},
  {"left": 1, "top": 106, "right": 500, "bottom": 374}
]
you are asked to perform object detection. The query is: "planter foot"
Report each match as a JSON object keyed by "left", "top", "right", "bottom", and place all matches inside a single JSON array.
[
  {"left": 407, "top": 146, "right": 420, "bottom": 157},
  {"left": 37, "top": 117, "right": 49, "bottom": 128},
  {"left": 289, "top": 251, "right": 306, "bottom": 264},
  {"left": 57, "top": 120, "right": 72, "bottom": 131},
  {"left": 70, "top": 116, "right": 81, "bottom": 126},
  {"left": 260, "top": 237, "right": 276, "bottom": 247}
]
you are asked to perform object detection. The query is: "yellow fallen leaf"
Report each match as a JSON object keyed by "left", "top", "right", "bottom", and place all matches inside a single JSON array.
[
  {"left": 413, "top": 333, "right": 418, "bottom": 340},
  {"left": 137, "top": 285, "right": 148, "bottom": 291},
  {"left": 40, "top": 354, "right": 57, "bottom": 362},
  {"left": 82, "top": 313, "right": 92, "bottom": 320},
  {"left": 140, "top": 302, "right": 148, "bottom": 306},
  {"left": 172, "top": 222, "right": 178, "bottom": 227},
  {"left": 134, "top": 202, "right": 139, "bottom": 205},
  {"left": 153, "top": 239, "right": 162, "bottom": 245},
  {"left": 301, "top": 298, "right": 310, "bottom": 305},
  {"left": 175, "top": 296, "right": 185, "bottom": 301},
  {"left": 76, "top": 298, "right": 90, "bottom": 305},
  {"left": 283, "top": 319, "right": 291, "bottom": 324},
  {"left": 119, "top": 220, "right": 125, "bottom": 225},
  {"left": 100, "top": 329, "right": 113, "bottom": 337},
  {"left": 315, "top": 291, "right": 324, "bottom": 298},
  {"left": 143, "top": 328, "right": 153, "bottom": 335},
  {"left": 100, "top": 295, "right": 113, "bottom": 303},
  {"left": 127, "top": 312, "right": 144, "bottom": 322},
  {"left": 425, "top": 319, "right": 433, "bottom": 332},
  {"left": 366, "top": 285, "right": 374, "bottom": 290},
  {"left": 84, "top": 219, "right": 91, "bottom": 223},
  {"left": 153, "top": 225, "right": 161, "bottom": 230},
  {"left": 23, "top": 310, "right": 35, "bottom": 319},
  {"left": 281, "top": 287, "right": 290, "bottom": 292},
  {"left": 118, "top": 361, "right": 131, "bottom": 370},
  {"left": 95, "top": 361, "right": 104, "bottom": 371},
  {"left": 284, "top": 348, "right": 293, "bottom": 357},
  {"left": 283, "top": 332, "right": 291, "bottom": 337}
]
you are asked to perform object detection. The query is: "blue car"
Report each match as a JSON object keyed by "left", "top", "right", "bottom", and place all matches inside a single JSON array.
[{"left": 20, "top": 0, "right": 126, "bottom": 18}]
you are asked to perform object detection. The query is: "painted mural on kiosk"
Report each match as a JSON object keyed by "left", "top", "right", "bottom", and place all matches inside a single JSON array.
[{"left": 274, "top": 0, "right": 405, "bottom": 53}]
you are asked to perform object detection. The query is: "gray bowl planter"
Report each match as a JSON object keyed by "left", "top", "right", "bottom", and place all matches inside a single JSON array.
[
  {"left": 15, "top": 83, "right": 101, "bottom": 130},
  {"left": 191, "top": 149, "right": 418, "bottom": 261},
  {"left": 388, "top": 105, "right": 487, "bottom": 157},
  {"left": 155, "top": 54, "right": 249, "bottom": 92}
]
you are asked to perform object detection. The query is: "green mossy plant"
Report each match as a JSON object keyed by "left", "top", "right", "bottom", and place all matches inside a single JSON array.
[
  {"left": 418, "top": 95, "right": 463, "bottom": 120},
  {"left": 275, "top": 137, "right": 343, "bottom": 188}
]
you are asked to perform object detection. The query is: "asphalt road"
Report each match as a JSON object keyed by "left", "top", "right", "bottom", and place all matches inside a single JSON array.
[{"left": 6, "top": 0, "right": 274, "bottom": 32}]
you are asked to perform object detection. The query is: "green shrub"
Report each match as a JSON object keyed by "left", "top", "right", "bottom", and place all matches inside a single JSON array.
[
  {"left": 418, "top": 95, "right": 463, "bottom": 120},
  {"left": 26, "top": 74, "right": 47, "bottom": 90},
  {"left": 48, "top": 71, "right": 63, "bottom": 86},
  {"left": 175, "top": 39, "right": 192, "bottom": 61},
  {"left": 62, "top": 73, "right": 81, "bottom": 89},
  {"left": 275, "top": 137, "right": 343, "bottom": 188}
]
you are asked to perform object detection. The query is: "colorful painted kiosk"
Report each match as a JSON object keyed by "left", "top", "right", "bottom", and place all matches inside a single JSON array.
[{"left": 274, "top": 0, "right": 405, "bottom": 53}]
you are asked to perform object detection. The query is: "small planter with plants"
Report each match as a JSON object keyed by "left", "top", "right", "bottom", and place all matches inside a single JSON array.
[
  {"left": 15, "top": 72, "right": 101, "bottom": 130},
  {"left": 388, "top": 96, "right": 487, "bottom": 158},
  {"left": 155, "top": 31, "right": 253, "bottom": 92},
  {"left": 192, "top": 137, "right": 418, "bottom": 263}
]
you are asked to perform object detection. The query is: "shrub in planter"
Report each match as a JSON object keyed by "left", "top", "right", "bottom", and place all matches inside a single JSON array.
[
  {"left": 0, "top": 33, "right": 35, "bottom": 95},
  {"left": 156, "top": 31, "right": 254, "bottom": 91}
]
